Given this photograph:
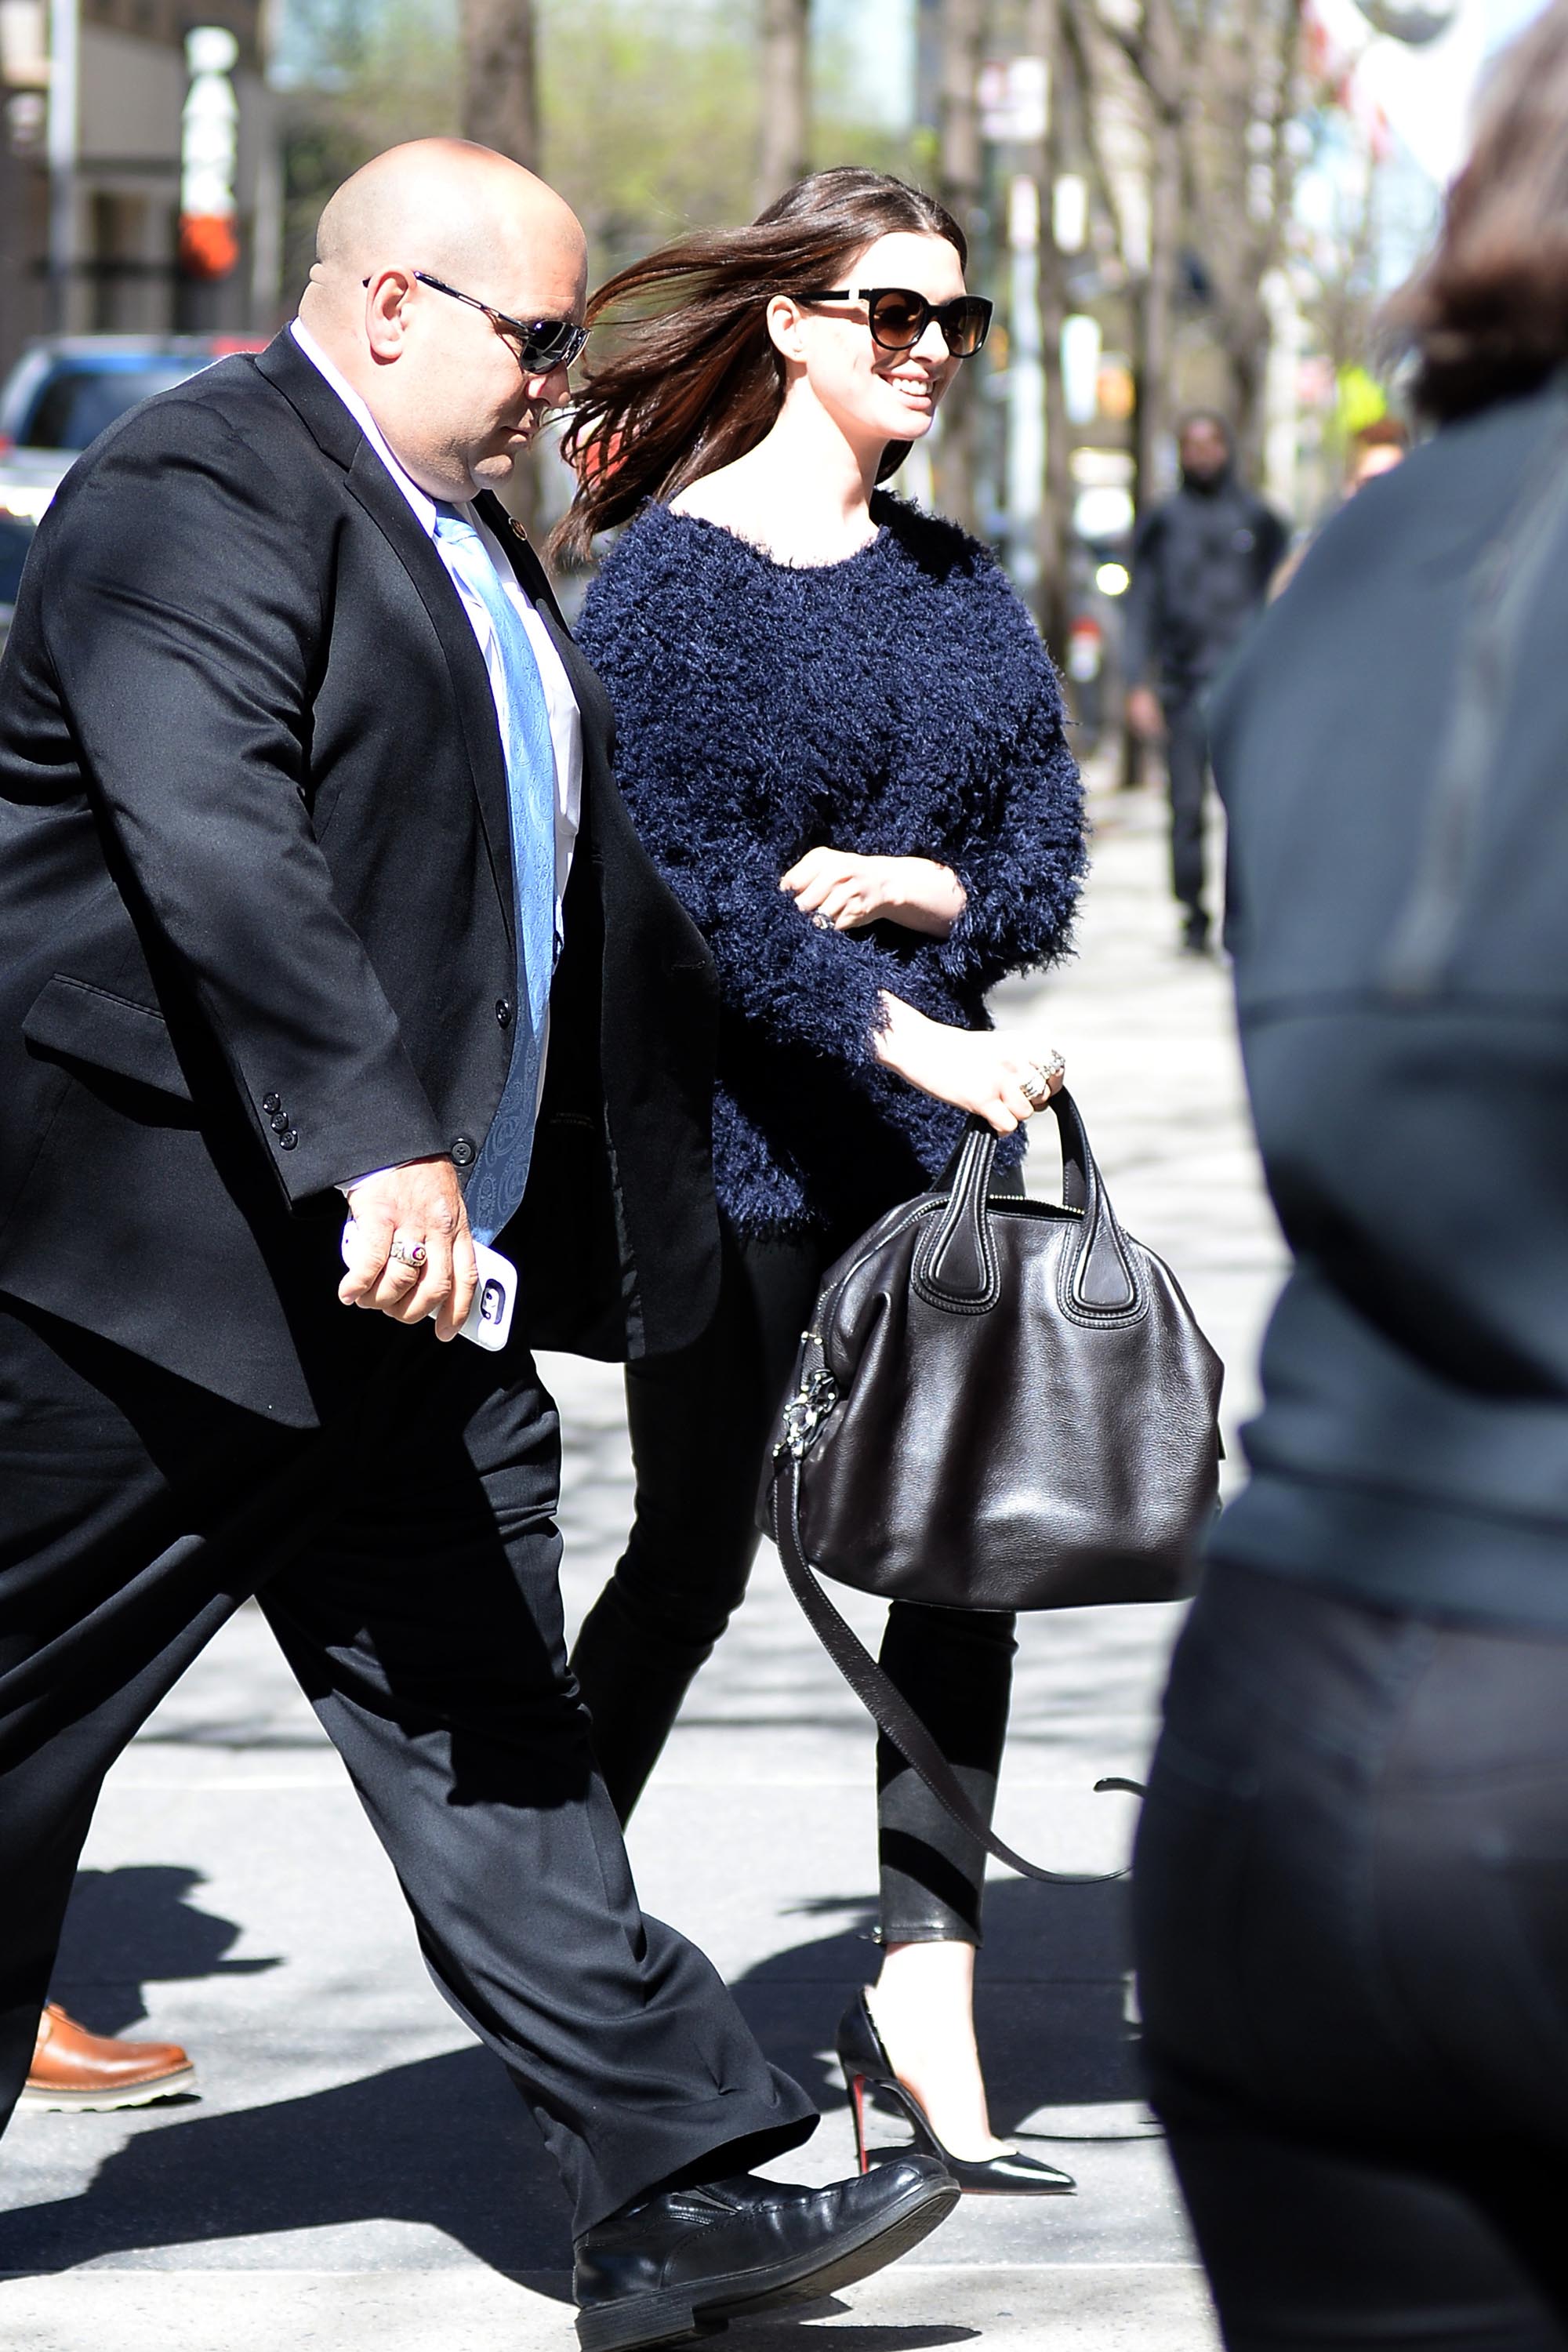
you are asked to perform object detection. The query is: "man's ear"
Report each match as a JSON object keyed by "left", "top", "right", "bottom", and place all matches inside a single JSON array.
[{"left": 364, "top": 267, "right": 416, "bottom": 364}]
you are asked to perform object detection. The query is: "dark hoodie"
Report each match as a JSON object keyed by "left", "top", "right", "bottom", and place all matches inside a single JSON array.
[{"left": 1123, "top": 466, "right": 1288, "bottom": 691}]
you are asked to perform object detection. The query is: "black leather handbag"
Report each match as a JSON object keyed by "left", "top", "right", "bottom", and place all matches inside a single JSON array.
[{"left": 758, "top": 1090, "right": 1223, "bottom": 1882}]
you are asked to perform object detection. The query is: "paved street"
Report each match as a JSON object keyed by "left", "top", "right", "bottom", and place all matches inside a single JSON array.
[{"left": 0, "top": 768, "right": 1286, "bottom": 2352}]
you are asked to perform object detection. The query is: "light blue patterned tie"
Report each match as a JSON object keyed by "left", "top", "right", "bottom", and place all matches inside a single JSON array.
[{"left": 433, "top": 503, "right": 558, "bottom": 1245}]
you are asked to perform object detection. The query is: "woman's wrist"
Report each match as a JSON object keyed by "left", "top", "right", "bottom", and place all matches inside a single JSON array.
[
  {"left": 886, "top": 858, "right": 967, "bottom": 937},
  {"left": 781, "top": 848, "right": 966, "bottom": 936},
  {"left": 873, "top": 993, "right": 1063, "bottom": 1133},
  {"left": 871, "top": 993, "right": 930, "bottom": 1078}
]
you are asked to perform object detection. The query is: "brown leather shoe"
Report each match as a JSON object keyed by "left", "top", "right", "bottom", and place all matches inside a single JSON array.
[{"left": 18, "top": 2004, "right": 196, "bottom": 2111}]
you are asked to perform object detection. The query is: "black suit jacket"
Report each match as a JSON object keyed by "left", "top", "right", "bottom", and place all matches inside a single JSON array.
[{"left": 0, "top": 330, "right": 720, "bottom": 1424}]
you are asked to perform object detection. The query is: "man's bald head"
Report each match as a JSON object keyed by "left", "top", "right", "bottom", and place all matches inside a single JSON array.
[
  {"left": 295, "top": 139, "right": 587, "bottom": 504},
  {"left": 306, "top": 138, "right": 584, "bottom": 325}
]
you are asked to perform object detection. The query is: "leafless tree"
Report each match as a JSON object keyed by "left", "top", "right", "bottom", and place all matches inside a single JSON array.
[
  {"left": 457, "top": 0, "right": 539, "bottom": 525},
  {"left": 1022, "top": 0, "right": 1074, "bottom": 653},
  {"left": 459, "top": 0, "right": 539, "bottom": 168},
  {"left": 1069, "top": 0, "right": 1307, "bottom": 476},
  {"left": 934, "top": 0, "right": 987, "bottom": 531},
  {"left": 757, "top": 0, "right": 811, "bottom": 208}
]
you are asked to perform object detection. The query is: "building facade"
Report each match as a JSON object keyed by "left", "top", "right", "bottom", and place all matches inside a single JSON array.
[{"left": 0, "top": 0, "right": 279, "bottom": 383}]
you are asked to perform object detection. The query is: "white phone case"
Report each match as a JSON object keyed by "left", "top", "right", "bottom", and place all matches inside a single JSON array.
[{"left": 340, "top": 1220, "right": 517, "bottom": 1351}]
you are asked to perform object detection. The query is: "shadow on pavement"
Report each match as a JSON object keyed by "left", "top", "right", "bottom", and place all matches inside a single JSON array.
[
  {"left": 51, "top": 1867, "right": 280, "bottom": 2037},
  {"left": 0, "top": 2044, "right": 572, "bottom": 2278},
  {"left": 2, "top": 1860, "right": 1138, "bottom": 2307},
  {"left": 732, "top": 1871, "right": 1142, "bottom": 2144}
]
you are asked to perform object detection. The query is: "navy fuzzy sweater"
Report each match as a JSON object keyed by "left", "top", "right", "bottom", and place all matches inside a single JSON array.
[{"left": 579, "top": 493, "right": 1086, "bottom": 1242}]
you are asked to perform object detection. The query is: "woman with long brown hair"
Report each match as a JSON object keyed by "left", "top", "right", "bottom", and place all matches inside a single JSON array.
[{"left": 558, "top": 169, "right": 1086, "bottom": 2190}]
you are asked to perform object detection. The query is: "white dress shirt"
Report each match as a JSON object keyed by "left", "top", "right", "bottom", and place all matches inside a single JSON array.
[
  {"left": 290, "top": 321, "right": 582, "bottom": 950},
  {"left": 289, "top": 322, "right": 583, "bottom": 1195}
]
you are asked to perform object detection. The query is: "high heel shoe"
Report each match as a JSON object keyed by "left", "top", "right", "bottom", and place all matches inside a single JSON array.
[{"left": 835, "top": 1987, "right": 1076, "bottom": 2196}]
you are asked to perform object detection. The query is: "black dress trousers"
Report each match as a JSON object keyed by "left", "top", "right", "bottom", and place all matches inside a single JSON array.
[
  {"left": 1160, "top": 686, "right": 1211, "bottom": 920},
  {"left": 0, "top": 1296, "right": 815, "bottom": 2234}
]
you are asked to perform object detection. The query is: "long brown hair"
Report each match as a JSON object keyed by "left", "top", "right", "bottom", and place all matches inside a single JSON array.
[
  {"left": 1391, "top": 0, "right": 1568, "bottom": 420},
  {"left": 550, "top": 168, "right": 966, "bottom": 562}
]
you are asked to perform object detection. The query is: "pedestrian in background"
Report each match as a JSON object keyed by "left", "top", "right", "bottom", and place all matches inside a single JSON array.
[
  {"left": 1122, "top": 413, "right": 1287, "bottom": 954},
  {"left": 554, "top": 167, "right": 1086, "bottom": 2192},
  {"left": 1269, "top": 416, "right": 1410, "bottom": 601},
  {"left": 1345, "top": 413, "right": 1410, "bottom": 491},
  {"left": 1134, "top": 8, "right": 1568, "bottom": 2339}
]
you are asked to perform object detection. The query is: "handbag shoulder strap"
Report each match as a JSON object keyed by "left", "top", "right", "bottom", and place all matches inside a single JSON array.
[{"left": 771, "top": 1455, "right": 1127, "bottom": 1887}]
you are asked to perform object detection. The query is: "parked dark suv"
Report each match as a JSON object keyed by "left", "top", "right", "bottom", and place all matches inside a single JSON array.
[
  {"left": 0, "top": 504, "right": 34, "bottom": 653},
  {"left": 0, "top": 333, "right": 267, "bottom": 466}
]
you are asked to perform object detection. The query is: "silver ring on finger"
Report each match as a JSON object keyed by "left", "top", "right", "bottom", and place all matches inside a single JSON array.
[
  {"left": 387, "top": 1236, "right": 428, "bottom": 1269},
  {"left": 1022, "top": 1048, "right": 1066, "bottom": 1108}
]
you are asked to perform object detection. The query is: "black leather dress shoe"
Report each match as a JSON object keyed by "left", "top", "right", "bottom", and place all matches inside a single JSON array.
[{"left": 572, "top": 2155, "right": 958, "bottom": 2352}]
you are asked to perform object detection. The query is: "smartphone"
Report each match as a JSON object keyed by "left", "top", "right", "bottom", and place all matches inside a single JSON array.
[{"left": 340, "top": 1219, "right": 517, "bottom": 1352}]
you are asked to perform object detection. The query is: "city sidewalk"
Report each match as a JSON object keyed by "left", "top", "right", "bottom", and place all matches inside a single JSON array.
[{"left": 0, "top": 771, "right": 1284, "bottom": 2351}]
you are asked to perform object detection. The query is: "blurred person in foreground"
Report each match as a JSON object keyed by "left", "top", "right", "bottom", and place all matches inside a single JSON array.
[
  {"left": 0, "top": 136, "right": 956, "bottom": 2347},
  {"left": 1122, "top": 414, "right": 1287, "bottom": 955},
  {"left": 1133, "top": 11, "right": 1568, "bottom": 2343},
  {"left": 556, "top": 168, "right": 1083, "bottom": 2194}
]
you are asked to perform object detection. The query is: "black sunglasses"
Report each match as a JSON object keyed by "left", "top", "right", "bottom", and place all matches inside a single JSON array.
[
  {"left": 361, "top": 270, "right": 587, "bottom": 373},
  {"left": 797, "top": 286, "right": 993, "bottom": 359}
]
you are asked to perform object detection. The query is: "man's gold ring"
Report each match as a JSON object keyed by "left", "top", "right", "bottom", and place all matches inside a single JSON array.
[{"left": 388, "top": 1238, "right": 427, "bottom": 1269}]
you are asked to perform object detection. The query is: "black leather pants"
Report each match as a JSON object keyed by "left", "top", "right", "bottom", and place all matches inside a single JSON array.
[{"left": 570, "top": 1225, "right": 1017, "bottom": 1944}]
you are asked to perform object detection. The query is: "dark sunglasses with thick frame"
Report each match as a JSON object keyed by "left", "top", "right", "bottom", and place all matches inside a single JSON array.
[
  {"left": 361, "top": 269, "right": 588, "bottom": 372},
  {"left": 796, "top": 285, "right": 993, "bottom": 359}
]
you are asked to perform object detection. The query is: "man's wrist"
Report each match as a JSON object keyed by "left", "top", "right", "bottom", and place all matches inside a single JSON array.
[{"left": 336, "top": 1157, "right": 426, "bottom": 1200}]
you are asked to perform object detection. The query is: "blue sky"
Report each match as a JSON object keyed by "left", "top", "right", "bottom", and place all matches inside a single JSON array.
[{"left": 817, "top": 0, "right": 915, "bottom": 127}]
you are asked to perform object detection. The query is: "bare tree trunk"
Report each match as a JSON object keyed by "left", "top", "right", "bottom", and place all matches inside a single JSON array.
[
  {"left": 1127, "top": 3, "right": 1181, "bottom": 788},
  {"left": 1029, "top": 0, "right": 1073, "bottom": 659},
  {"left": 459, "top": 0, "right": 539, "bottom": 167},
  {"left": 1227, "top": 328, "right": 1268, "bottom": 475},
  {"left": 1132, "top": 104, "right": 1178, "bottom": 522},
  {"left": 757, "top": 0, "right": 811, "bottom": 210},
  {"left": 934, "top": 0, "right": 986, "bottom": 532},
  {"left": 459, "top": 0, "right": 539, "bottom": 532}
]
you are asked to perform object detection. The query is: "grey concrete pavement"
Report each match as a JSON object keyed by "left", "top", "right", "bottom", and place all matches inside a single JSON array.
[{"left": 0, "top": 770, "right": 1284, "bottom": 2349}]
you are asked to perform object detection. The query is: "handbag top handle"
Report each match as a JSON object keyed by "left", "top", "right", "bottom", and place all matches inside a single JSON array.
[{"left": 913, "top": 1094, "right": 1136, "bottom": 1316}]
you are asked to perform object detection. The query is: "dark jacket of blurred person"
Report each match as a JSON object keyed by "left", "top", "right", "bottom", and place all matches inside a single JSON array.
[
  {"left": 1122, "top": 414, "right": 1287, "bottom": 951},
  {"left": 1210, "top": 389, "right": 1568, "bottom": 1618},
  {"left": 1131, "top": 5, "right": 1568, "bottom": 2337}
]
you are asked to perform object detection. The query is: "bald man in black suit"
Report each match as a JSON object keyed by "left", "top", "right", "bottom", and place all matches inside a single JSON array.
[{"left": 0, "top": 138, "right": 953, "bottom": 2349}]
